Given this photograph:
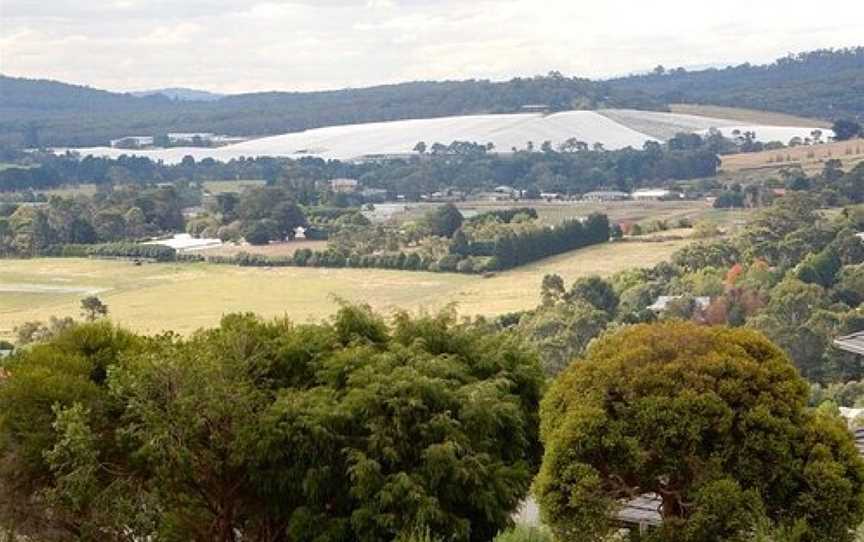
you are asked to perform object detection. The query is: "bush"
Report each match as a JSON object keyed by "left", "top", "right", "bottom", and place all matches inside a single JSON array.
[
  {"left": 44, "top": 243, "right": 177, "bottom": 262},
  {"left": 456, "top": 258, "right": 475, "bottom": 274}
]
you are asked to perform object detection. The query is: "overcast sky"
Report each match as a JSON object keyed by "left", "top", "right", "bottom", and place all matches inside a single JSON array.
[{"left": 1, "top": 0, "right": 862, "bottom": 94}]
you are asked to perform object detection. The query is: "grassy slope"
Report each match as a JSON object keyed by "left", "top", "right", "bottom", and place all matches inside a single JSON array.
[
  {"left": 720, "top": 137, "right": 864, "bottom": 176},
  {"left": 0, "top": 239, "right": 688, "bottom": 340},
  {"left": 669, "top": 104, "right": 832, "bottom": 128}
]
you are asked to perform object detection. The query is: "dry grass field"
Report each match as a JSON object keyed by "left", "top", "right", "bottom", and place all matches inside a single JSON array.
[
  {"left": 201, "top": 179, "right": 267, "bottom": 194},
  {"left": 33, "top": 184, "right": 100, "bottom": 198},
  {"left": 669, "top": 104, "right": 832, "bottom": 128},
  {"left": 720, "top": 138, "right": 864, "bottom": 176},
  {"left": 390, "top": 199, "right": 728, "bottom": 228},
  {"left": 196, "top": 239, "right": 329, "bottom": 258},
  {"left": 0, "top": 238, "right": 688, "bottom": 341}
]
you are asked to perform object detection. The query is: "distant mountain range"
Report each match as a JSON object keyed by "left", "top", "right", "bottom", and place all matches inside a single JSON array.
[
  {"left": 0, "top": 47, "right": 861, "bottom": 148},
  {"left": 130, "top": 88, "right": 225, "bottom": 102}
]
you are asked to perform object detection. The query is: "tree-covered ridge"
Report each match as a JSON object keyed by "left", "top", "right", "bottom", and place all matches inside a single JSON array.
[
  {"left": 0, "top": 73, "right": 661, "bottom": 147},
  {"left": 609, "top": 47, "right": 864, "bottom": 121},
  {"left": 3, "top": 47, "right": 862, "bottom": 147}
]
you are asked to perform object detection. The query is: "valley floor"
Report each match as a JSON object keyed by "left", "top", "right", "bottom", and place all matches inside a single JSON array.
[{"left": 0, "top": 238, "right": 689, "bottom": 340}]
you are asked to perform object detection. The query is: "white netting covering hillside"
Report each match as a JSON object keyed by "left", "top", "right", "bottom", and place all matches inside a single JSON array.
[{"left": 59, "top": 110, "right": 831, "bottom": 164}]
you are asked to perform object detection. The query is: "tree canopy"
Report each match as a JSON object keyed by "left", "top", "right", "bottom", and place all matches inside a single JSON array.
[
  {"left": 534, "top": 322, "right": 864, "bottom": 542},
  {"left": 0, "top": 306, "right": 544, "bottom": 542}
]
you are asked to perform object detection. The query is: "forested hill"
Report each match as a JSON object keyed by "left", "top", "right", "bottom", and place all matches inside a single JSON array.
[
  {"left": 608, "top": 47, "right": 864, "bottom": 121},
  {"left": 0, "top": 76, "right": 179, "bottom": 116},
  {"left": 2, "top": 47, "right": 861, "bottom": 148},
  {"left": 0, "top": 74, "right": 660, "bottom": 148}
]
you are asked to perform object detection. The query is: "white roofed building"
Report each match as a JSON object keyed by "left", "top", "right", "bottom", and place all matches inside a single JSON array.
[{"left": 633, "top": 188, "right": 679, "bottom": 201}]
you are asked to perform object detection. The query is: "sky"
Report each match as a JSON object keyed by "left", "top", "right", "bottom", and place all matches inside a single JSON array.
[{"left": 1, "top": 0, "right": 863, "bottom": 94}]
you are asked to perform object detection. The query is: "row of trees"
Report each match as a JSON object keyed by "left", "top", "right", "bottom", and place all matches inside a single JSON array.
[
  {"left": 2, "top": 134, "right": 723, "bottom": 197},
  {"left": 453, "top": 214, "right": 610, "bottom": 271}
]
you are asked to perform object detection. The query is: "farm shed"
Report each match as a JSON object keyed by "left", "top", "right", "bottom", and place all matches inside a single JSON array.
[
  {"left": 632, "top": 188, "right": 679, "bottom": 201},
  {"left": 109, "top": 135, "right": 154, "bottom": 149},
  {"left": 835, "top": 331, "right": 864, "bottom": 356},
  {"left": 582, "top": 190, "right": 630, "bottom": 202},
  {"left": 648, "top": 295, "right": 711, "bottom": 313},
  {"left": 330, "top": 178, "right": 359, "bottom": 193}
]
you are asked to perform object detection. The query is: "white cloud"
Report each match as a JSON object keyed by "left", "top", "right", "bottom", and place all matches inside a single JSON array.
[{"left": 0, "top": 0, "right": 862, "bottom": 93}]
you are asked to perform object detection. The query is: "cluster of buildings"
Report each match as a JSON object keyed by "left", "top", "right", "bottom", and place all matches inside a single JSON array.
[
  {"left": 324, "top": 181, "right": 684, "bottom": 205},
  {"left": 109, "top": 133, "right": 247, "bottom": 149},
  {"left": 328, "top": 178, "right": 390, "bottom": 202},
  {"left": 582, "top": 188, "right": 681, "bottom": 202}
]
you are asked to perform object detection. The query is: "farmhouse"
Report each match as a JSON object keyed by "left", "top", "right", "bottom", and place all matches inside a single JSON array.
[
  {"left": 109, "top": 136, "right": 154, "bottom": 149},
  {"left": 520, "top": 104, "right": 550, "bottom": 114},
  {"left": 146, "top": 233, "right": 222, "bottom": 252},
  {"left": 632, "top": 188, "right": 678, "bottom": 201},
  {"left": 167, "top": 132, "right": 215, "bottom": 144},
  {"left": 582, "top": 190, "right": 630, "bottom": 202},
  {"left": 330, "top": 178, "right": 360, "bottom": 193},
  {"left": 540, "top": 192, "right": 563, "bottom": 200},
  {"left": 360, "top": 188, "right": 389, "bottom": 202},
  {"left": 648, "top": 295, "right": 711, "bottom": 313}
]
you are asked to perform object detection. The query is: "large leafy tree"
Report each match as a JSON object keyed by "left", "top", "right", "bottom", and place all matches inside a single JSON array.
[
  {"left": 425, "top": 203, "right": 464, "bottom": 238},
  {"left": 0, "top": 306, "right": 543, "bottom": 542},
  {"left": 534, "top": 322, "right": 864, "bottom": 542}
]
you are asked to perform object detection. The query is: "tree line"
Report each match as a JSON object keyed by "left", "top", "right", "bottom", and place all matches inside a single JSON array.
[
  {"left": 0, "top": 186, "right": 184, "bottom": 257},
  {"left": 609, "top": 47, "right": 864, "bottom": 121},
  {"left": 1, "top": 137, "right": 722, "bottom": 197}
]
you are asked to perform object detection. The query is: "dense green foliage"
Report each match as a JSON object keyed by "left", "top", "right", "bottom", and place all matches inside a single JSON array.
[
  {"left": 609, "top": 47, "right": 864, "bottom": 121},
  {"left": 534, "top": 322, "right": 864, "bottom": 542},
  {"left": 505, "top": 188, "right": 864, "bottom": 382},
  {"left": 0, "top": 307, "right": 544, "bottom": 541},
  {"left": 0, "top": 186, "right": 184, "bottom": 257}
]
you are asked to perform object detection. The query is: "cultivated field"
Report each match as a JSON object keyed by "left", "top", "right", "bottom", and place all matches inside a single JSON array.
[
  {"left": 0, "top": 238, "right": 688, "bottom": 340},
  {"left": 720, "top": 137, "right": 864, "bottom": 175},
  {"left": 669, "top": 104, "right": 832, "bottom": 129},
  {"left": 197, "top": 239, "right": 328, "bottom": 258}
]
